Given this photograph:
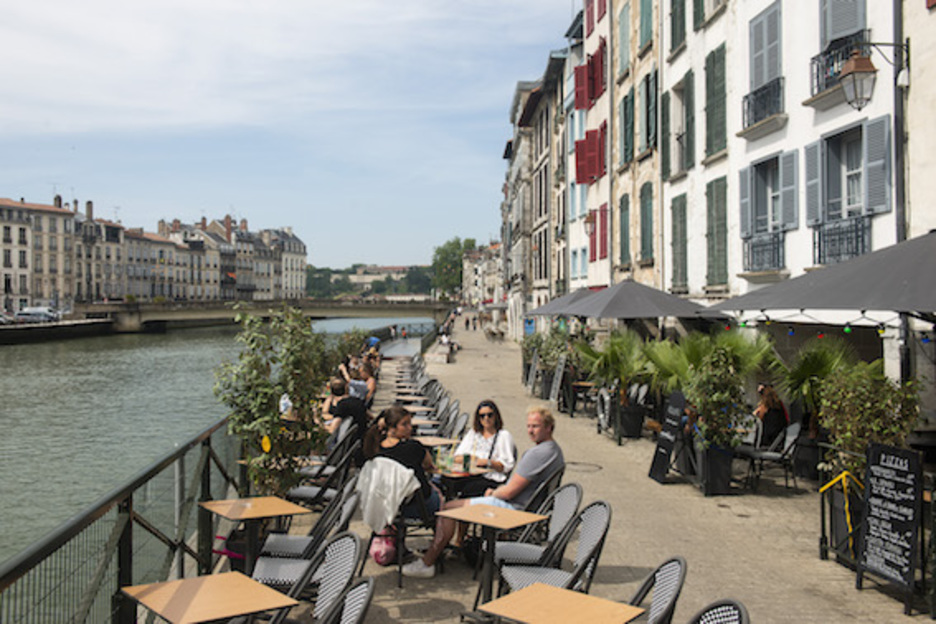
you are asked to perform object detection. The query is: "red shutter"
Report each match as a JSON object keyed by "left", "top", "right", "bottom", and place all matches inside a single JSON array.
[
  {"left": 599, "top": 204, "right": 608, "bottom": 259},
  {"left": 597, "top": 0, "right": 607, "bottom": 20},
  {"left": 589, "top": 210, "right": 597, "bottom": 262},
  {"left": 597, "top": 39, "right": 606, "bottom": 97},
  {"left": 586, "top": 55, "right": 595, "bottom": 103},
  {"left": 575, "top": 139, "right": 590, "bottom": 184},
  {"left": 586, "top": 0, "right": 595, "bottom": 36},
  {"left": 598, "top": 122, "right": 607, "bottom": 177},
  {"left": 585, "top": 130, "right": 599, "bottom": 182},
  {"left": 574, "top": 65, "right": 588, "bottom": 110}
]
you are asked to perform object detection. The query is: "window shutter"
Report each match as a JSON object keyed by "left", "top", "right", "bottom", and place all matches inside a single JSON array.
[
  {"left": 620, "top": 194, "right": 631, "bottom": 265},
  {"left": 693, "top": 0, "right": 704, "bottom": 30},
  {"left": 597, "top": 39, "right": 606, "bottom": 97},
  {"left": 672, "top": 0, "right": 686, "bottom": 51},
  {"left": 637, "top": 79, "right": 647, "bottom": 153},
  {"left": 575, "top": 139, "right": 590, "bottom": 184},
  {"left": 749, "top": 11, "right": 766, "bottom": 90},
  {"left": 863, "top": 115, "right": 891, "bottom": 215},
  {"left": 672, "top": 194, "right": 687, "bottom": 288},
  {"left": 598, "top": 122, "right": 607, "bottom": 178},
  {"left": 804, "top": 140, "right": 824, "bottom": 226},
  {"left": 587, "top": 54, "right": 596, "bottom": 102},
  {"left": 589, "top": 210, "right": 598, "bottom": 262},
  {"left": 574, "top": 65, "right": 589, "bottom": 110},
  {"left": 640, "top": 183, "right": 654, "bottom": 260},
  {"left": 706, "top": 177, "right": 728, "bottom": 285},
  {"left": 780, "top": 150, "right": 799, "bottom": 230},
  {"left": 599, "top": 204, "right": 608, "bottom": 259},
  {"left": 739, "top": 166, "right": 753, "bottom": 239},
  {"left": 618, "top": 99, "right": 626, "bottom": 167},
  {"left": 648, "top": 70, "right": 657, "bottom": 148},
  {"left": 661, "top": 91, "right": 671, "bottom": 180},
  {"left": 586, "top": 0, "right": 595, "bottom": 36},
  {"left": 640, "top": 0, "right": 652, "bottom": 48},
  {"left": 625, "top": 87, "right": 635, "bottom": 162},
  {"left": 598, "top": 0, "right": 607, "bottom": 21},
  {"left": 585, "top": 130, "right": 600, "bottom": 181},
  {"left": 765, "top": 2, "right": 782, "bottom": 84},
  {"left": 684, "top": 69, "right": 695, "bottom": 169},
  {"left": 619, "top": 3, "right": 631, "bottom": 72},
  {"left": 709, "top": 45, "right": 726, "bottom": 154},
  {"left": 821, "top": 0, "right": 865, "bottom": 51}
]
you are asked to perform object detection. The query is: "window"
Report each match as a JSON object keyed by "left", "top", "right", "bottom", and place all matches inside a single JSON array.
[
  {"left": 618, "top": 3, "right": 631, "bottom": 76},
  {"left": 820, "top": 0, "right": 865, "bottom": 51},
  {"left": 739, "top": 151, "right": 799, "bottom": 238},
  {"left": 589, "top": 210, "right": 598, "bottom": 262},
  {"left": 571, "top": 249, "right": 579, "bottom": 279},
  {"left": 619, "top": 87, "right": 635, "bottom": 165},
  {"left": 3, "top": 250, "right": 10, "bottom": 268},
  {"left": 569, "top": 181, "right": 578, "bottom": 220},
  {"left": 574, "top": 123, "right": 607, "bottom": 184},
  {"left": 33, "top": 216, "right": 42, "bottom": 231},
  {"left": 640, "top": 183, "right": 653, "bottom": 261},
  {"left": 619, "top": 194, "right": 631, "bottom": 266},
  {"left": 749, "top": 1, "right": 782, "bottom": 93},
  {"left": 639, "top": 0, "right": 653, "bottom": 50},
  {"left": 671, "top": 0, "right": 686, "bottom": 51},
  {"left": 662, "top": 70, "right": 694, "bottom": 179},
  {"left": 694, "top": 0, "right": 727, "bottom": 30},
  {"left": 671, "top": 194, "right": 688, "bottom": 289},
  {"left": 18, "top": 228, "right": 26, "bottom": 245},
  {"left": 34, "top": 253, "right": 42, "bottom": 272},
  {"left": 599, "top": 204, "right": 608, "bottom": 260},
  {"left": 597, "top": 0, "right": 607, "bottom": 21},
  {"left": 19, "top": 275, "right": 26, "bottom": 294},
  {"left": 19, "top": 250, "right": 27, "bottom": 268},
  {"left": 705, "top": 44, "right": 726, "bottom": 156},
  {"left": 637, "top": 70, "right": 657, "bottom": 155},
  {"left": 2, "top": 225, "right": 10, "bottom": 243},
  {"left": 586, "top": 0, "right": 595, "bottom": 36},
  {"left": 706, "top": 177, "right": 728, "bottom": 285},
  {"left": 574, "top": 38, "right": 607, "bottom": 110}
]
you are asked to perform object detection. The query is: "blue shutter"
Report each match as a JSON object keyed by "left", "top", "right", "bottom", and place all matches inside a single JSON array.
[
  {"left": 739, "top": 167, "right": 752, "bottom": 239},
  {"left": 765, "top": 2, "right": 782, "bottom": 85},
  {"left": 805, "top": 140, "right": 824, "bottom": 226},
  {"left": 640, "top": 0, "right": 652, "bottom": 48},
  {"left": 863, "top": 115, "right": 891, "bottom": 214},
  {"left": 620, "top": 194, "right": 631, "bottom": 266},
  {"left": 749, "top": 9, "right": 766, "bottom": 90},
  {"left": 780, "top": 150, "right": 799, "bottom": 230},
  {"left": 821, "top": 0, "right": 866, "bottom": 51},
  {"left": 619, "top": 3, "right": 631, "bottom": 72}
]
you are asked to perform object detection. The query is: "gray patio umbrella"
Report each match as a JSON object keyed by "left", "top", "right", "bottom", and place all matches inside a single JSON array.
[
  {"left": 525, "top": 287, "right": 595, "bottom": 316},
  {"left": 560, "top": 279, "right": 708, "bottom": 319},
  {"left": 708, "top": 231, "right": 936, "bottom": 320}
]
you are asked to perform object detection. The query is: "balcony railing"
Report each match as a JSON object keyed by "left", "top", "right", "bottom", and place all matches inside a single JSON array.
[
  {"left": 811, "top": 31, "right": 870, "bottom": 96},
  {"left": 743, "top": 77, "right": 784, "bottom": 129},
  {"left": 813, "top": 216, "right": 871, "bottom": 266},
  {"left": 744, "top": 232, "right": 785, "bottom": 272}
]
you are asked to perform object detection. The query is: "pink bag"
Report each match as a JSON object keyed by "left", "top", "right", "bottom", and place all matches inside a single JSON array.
[{"left": 369, "top": 526, "right": 397, "bottom": 566}]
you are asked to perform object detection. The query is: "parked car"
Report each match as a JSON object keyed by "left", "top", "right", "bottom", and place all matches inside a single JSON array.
[
  {"left": 14, "top": 308, "right": 57, "bottom": 323},
  {"left": 0, "top": 312, "right": 13, "bottom": 325}
]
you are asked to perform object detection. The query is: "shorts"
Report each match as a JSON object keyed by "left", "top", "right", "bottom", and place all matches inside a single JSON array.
[
  {"left": 401, "top": 486, "right": 442, "bottom": 520},
  {"left": 469, "top": 496, "right": 518, "bottom": 510}
]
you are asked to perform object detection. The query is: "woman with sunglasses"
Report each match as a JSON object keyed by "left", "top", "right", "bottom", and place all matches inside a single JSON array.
[{"left": 448, "top": 400, "right": 516, "bottom": 498}]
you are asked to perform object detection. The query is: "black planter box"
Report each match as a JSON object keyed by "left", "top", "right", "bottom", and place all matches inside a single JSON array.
[
  {"left": 829, "top": 487, "right": 864, "bottom": 565},
  {"left": 793, "top": 435, "right": 821, "bottom": 481},
  {"left": 699, "top": 446, "right": 734, "bottom": 496},
  {"left": 539, "top": 371, "right": 554, "bottom": 400},
  {"left": 620, "top": 405, "right": 645, "bottom": 438}
]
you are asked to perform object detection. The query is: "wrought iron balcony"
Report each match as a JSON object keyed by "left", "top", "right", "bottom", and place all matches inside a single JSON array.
[
  {"left": 813, "top": 216, "right": 870, "bottom": 266},
  {"left": 810, "top": 31, "right": 870, "bottom": 96},
  {"left": 742, "top": 77, "right": 784, "bottom": 129},
  {"left": 743, "top": 232, "right": 785, "bottom": 272}
]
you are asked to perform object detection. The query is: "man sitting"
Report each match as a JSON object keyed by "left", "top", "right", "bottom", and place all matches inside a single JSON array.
[
  {"left": 402, "top": 406, "right": 564, "bottom": 578},
  {"left": 319, "top": 377, "right": 369, "bottom": 465}
]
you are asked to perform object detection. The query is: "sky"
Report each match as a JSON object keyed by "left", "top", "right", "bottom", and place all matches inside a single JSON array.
[{"left": 0, "top": 1, "right": 580, "bottom": 268}]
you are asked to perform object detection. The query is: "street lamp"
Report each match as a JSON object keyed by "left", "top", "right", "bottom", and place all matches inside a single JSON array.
[
  {"left": 838, "top": 40, "right": 910, "bottom": 112},
  {"left": 583, "top": 211, "right": 596, "bottom": 237}
]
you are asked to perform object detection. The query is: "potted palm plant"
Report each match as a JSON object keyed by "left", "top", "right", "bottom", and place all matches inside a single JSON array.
[{"left": 576, "top": 328, "right": 647, "bottom": 440}]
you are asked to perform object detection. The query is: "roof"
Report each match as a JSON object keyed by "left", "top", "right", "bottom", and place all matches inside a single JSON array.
[
  {"left": 564, "top": 9, "right": 584, "bottom": 40},
  {"left": 0, "top": 198, "right": 74, "bottom": 215}
]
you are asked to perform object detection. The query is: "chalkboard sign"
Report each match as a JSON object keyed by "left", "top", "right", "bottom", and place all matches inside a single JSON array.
[
  {"left": 525, "top": 350, "right": 539, "bottom": 393},
  {"left": 857, "top": 443, "right": 922, "bottom": 615},
  {"left": 649, "top": 392, "right": 685, "bottom": 484},
  {"left": 548, "top": 354, "right": 567, "bottom": 404}
]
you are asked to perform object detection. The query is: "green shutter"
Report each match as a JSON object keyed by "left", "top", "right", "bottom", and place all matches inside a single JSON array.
[
  {"left": 620, "top": 194, "right": 630, "bottom": 266},
  {"left": 640, "top": 0, "right": 652, "bottom": 48},
  {"left": 625, "top": 87, "right": 635, "bottom": 162},
  {"left": 706, "top": 177, "right": 728, "bottom": 285},
  {"left": 618, "top": 99, "right": 625, "bottom": 167},
  {"left": 706, "top": 45, "right": 726, "bottom": 156},
  {"left": 693, "top": 0, "right": 704, "bottom": 30},
  {"left": 640, "top": 183, "right": 653, "bottom": 261},
  {"left": 649, "top": 70, "right": 657, "bottom": 148},
  {"left": 684, "top": 69, "right": 695, "bottom": 169},
  {"left": 672, "top": 0, "right": 686, "bottom": 51},
  {"left": 661, "top": 91, "right": 671, "bottom": 180},
  {"left": 619, "top": 3, "right": 631, "bottom": 72},
  {"left": 671, "top": 194, "right": 687, "bottom": 289}
]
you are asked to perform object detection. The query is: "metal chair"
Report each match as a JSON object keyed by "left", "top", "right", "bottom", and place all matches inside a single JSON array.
[
  {"left": 318, "top": 577, "right": 376, "bottom": 624},
  {"left": 261, "top": 478, "right": 359, "bottom": 559},
  {"left": 684, "top": 599, "right": 750, "bottom": 624},
  {"left": 626, "top": 556, "right": 688, "bottom": 624},
  {"left": 747, "top": 422, "right": 801, "bottom": 491},
  {"left": 498, "top": 500, "right": 612, "bottom": 596},
  {"left": 287, "top": 442, "right": 359, "bottom": 510}
]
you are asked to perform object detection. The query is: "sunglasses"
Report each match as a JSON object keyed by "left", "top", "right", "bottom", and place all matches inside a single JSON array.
[{"left": 478, "top": 411, "right": 495, "bottom": 418}]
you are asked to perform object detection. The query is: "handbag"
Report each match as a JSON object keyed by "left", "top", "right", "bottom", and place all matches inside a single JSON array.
[{"left": 369, "top": 526, "right": 397, "bottom": 566}]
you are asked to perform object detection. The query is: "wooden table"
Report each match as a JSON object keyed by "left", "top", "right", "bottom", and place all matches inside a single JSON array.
[
  {"left": 404, "top": 404, "right": 435, "bottom": 414},
  {"left": 122, "top": 571, "right": 297, "bottom": 624},
  {"left": 479, "top": 583, "right": 644, "bottom": 624},
  {"left": 413, "top": 436, "right": 460, "bottom": 447},
  {"left": 411, "top": 417, "right": 436, "bottom": 426},
  {"left": 200, "top": 497, "right": 311, "bottom": 575},
  {"left": 437, "top": 504, "right": 547, "bottom": 605}
]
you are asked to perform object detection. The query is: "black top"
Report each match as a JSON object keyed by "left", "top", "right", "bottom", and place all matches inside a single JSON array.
[
  {"left": 331, "top": 396, "right": 369, "bottom": 465},
  {"left": 762, "top": 407, "right": 787, "bottom": 449},
  {"left": 379, "top": 439, "right": 431, "bottom": 497}
]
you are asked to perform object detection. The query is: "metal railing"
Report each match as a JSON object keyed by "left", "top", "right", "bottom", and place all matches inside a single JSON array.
[
  {"left": 744, "top": 232, "right": 785, "bottom": 272},
  {"left": 811, "top": 31, "right": 870, "bottom": 96},
  {"left": 813, "top": 216, "right": 871, "bottom": 266},
  {"left": 742, "top": 77, "right": 784, "bottom": 129},
  {"left": 0, "top": 418, "right": 243, "bottom": 624}
]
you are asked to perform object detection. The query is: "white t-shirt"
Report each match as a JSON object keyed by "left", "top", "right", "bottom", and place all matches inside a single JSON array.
[{"left": 453, "top": 428, "right": 516, "bottom": 482}]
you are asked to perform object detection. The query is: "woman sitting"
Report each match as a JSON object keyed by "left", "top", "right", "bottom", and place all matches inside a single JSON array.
[
  {"left": 363, "top": 405, "right": 443, "bottom": 521},
  {"left": 754, "top": 383, "right": 789, "bottom": 448},
  {"left": 447, "top": 400, "right": 516, "bottom": 498}
]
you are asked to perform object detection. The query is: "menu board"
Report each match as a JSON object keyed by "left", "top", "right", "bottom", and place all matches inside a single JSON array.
[
  {"left": 649, "top": 392, "right": 685, "bottom": 484},
  {"left": 857, "top": 442, "right": 921, "bottom": 611}
]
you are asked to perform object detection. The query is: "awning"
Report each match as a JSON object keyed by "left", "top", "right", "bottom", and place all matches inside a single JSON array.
[
  {"left": 708, "top": 231, "right": 936, "bottom": 320},
  {"left": 560, "top": 279, "right": 709, "bottom": 319},
  {"left": 525, "top": 288, "right": 595, "bottom": 316}
]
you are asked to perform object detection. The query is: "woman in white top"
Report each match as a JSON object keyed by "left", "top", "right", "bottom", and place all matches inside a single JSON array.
[{"left": 449, "top": 400, "right": 516, "bottom": 498}]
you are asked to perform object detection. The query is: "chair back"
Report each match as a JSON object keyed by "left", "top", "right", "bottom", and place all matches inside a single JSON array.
[
  {"left": 434, "top": 394, "right": 450, "bottom": 418},
  {"left": 356, "top": 457, "right": 421, "bottom": 532},
  {"left": 336, "top": 492, "right": 360, "bottom": 534},
  {"left": 636, "top": 384, "right": 649, "bottom": 405},
  {"left": 319, "top": 577, "right": 376, "bottom": 624},
  {"left": 450, "top": 412, "right": 470, "bottom": 439},
  {"left": 627, "top": 556, "right": 688, "bottom": 624},
  {"left": 309, "top": 531, "right": 362, "bottom": 620},
  {"left": 538, "top": 483, "right": 584, "bottom": 566},
  {"left": 738, "top": 416, "right": 761, "bottom": 447},
  {"left": 780, "top": 422, "right": 801, "bottom": 456},
  {"left": 566, "top": 500, "right": 612, "bottom": 593},
  {"left": 685, "top": 599, "right": 750, "bottom": 624},
  {"left": 522, "top": 464, "right": 565, "bottom": 513}
]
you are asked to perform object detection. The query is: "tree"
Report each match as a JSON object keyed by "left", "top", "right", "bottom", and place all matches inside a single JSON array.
[
  {"left": 404, "top": 266, "right": 432, "bottom": 294},
  {"left": 431, "top": 237, "right": 473, "bottom": 297}
]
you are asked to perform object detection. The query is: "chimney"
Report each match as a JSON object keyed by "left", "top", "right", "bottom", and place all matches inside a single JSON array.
[
  {"left": 54, "top": 195, "right": 62, "bottom": 208},
  {"left": 224, "top": 215, "right": 232, "bottom": 242},
  {"left": 172, "top": 218, "right": 181, "bottom": 232},
  {"left": 240, "top": 218, "right": 248, "bottom": 232},
  {"left": 85, "top": 200, "right": 94, "bottom": 221},
  {"left": 19, "top": 198, "right": 24, "bottom": 204},
  {"left": 157, "top": 220, "right": 167, "bottom": 236},
  {"left": 200, "top": 216, "right": 207, "bottom": 231}
]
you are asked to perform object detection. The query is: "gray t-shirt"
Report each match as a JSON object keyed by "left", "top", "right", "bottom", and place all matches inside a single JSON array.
[{"left": 510, "top": 439, "right": 564, "bottom": 509}]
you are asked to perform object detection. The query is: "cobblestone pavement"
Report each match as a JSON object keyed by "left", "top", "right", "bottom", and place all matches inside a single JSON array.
[{"left": 306, "top": 322, "right": 917, "bottom": 623}]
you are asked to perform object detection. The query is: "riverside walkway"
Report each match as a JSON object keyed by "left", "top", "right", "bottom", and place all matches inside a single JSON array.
[{"left": 333, "top": 324, "right": 910, "bottom": 622}]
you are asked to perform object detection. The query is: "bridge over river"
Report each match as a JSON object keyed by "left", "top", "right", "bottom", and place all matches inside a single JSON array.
[{"left": 73, "top": 299, "right": 453, "bottom": 332}]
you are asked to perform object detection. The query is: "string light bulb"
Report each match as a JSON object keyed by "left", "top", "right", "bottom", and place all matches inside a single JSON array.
[
  {"left": 877, "top": 325, "right": 886, "bottom": 336},
  {"left": 843, "top": 325, "right": 852, "bottom": 334},
  {"left": 787, "top": 326, "right": 795, "bottom": 337}
]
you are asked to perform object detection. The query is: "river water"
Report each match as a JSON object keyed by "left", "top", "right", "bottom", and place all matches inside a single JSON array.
[{"left": 0, "top": 316, "right": 430, "bottom": 565}]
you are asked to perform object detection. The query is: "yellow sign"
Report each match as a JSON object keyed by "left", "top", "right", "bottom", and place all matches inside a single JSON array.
[{"left": 261, "top": 435, "right": 272, "bottom": 453}]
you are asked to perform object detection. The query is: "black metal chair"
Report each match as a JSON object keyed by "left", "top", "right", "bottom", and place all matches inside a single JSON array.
[
  {"left": 684, "top": 599, "right": 750, "bottom": 624},
  {"left": 747, "top": 422, "right": 801, "bottom": 491},
  {"left": 318, "top": 577, "right": 376, "bottom": 624},
  {"left": 626, "top": 556, "right": 688, "bottom": 624}
]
